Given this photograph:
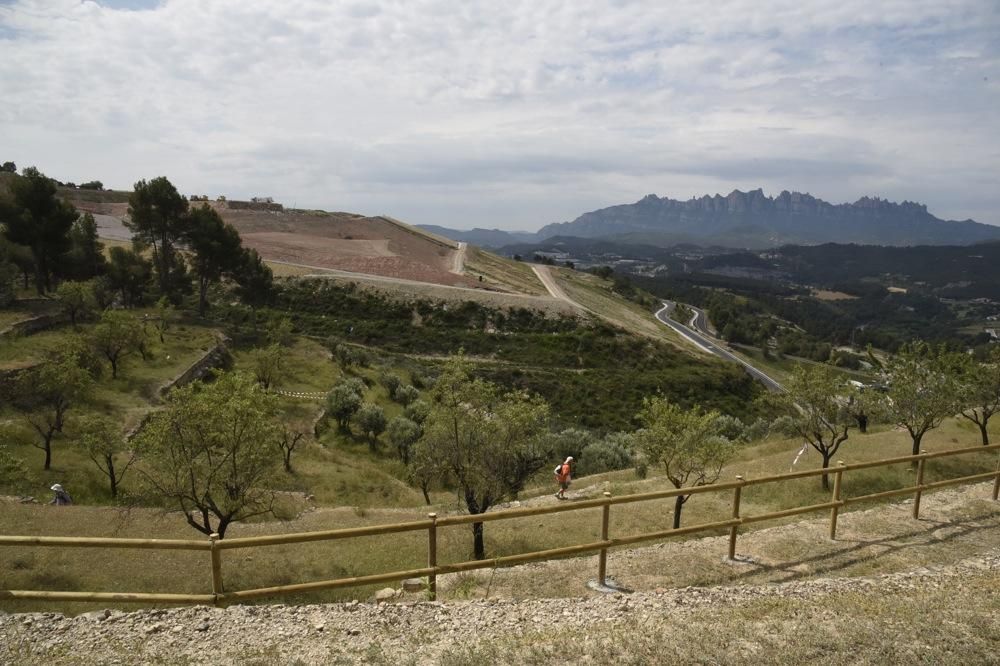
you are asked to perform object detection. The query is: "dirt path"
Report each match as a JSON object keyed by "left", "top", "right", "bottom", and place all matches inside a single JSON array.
[
  {"left": 451, "top": 242, "right": 467, "bottom": 274},
  {"left": 531, "top": 264, "right": 572, "bottom": 302}
]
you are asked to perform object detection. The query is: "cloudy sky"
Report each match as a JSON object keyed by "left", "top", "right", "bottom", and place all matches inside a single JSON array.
[{"left": 2, "top": 0, "right": 998, "bottom": 230}]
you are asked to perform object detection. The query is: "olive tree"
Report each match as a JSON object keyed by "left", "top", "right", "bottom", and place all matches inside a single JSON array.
[
  {"left": 632, "top": 397, "right": 735, "bottom": 528},
  {"left": 758, "top": 365, "right": 859, "bottom": 490},
  {"left": 414, "top": 356, "right": 551, "bottom": 559},
  {"left": 387, "top": 416, "right": 421, "bottom": 464},
  {"left": 326, "top": 383, "right": 362, "bottom": 430},
  {"left": 135, "top": 372, "right": 282, "bottom": 538},
  {"left": 356, "top": 402, "right": 387, "bottom": 451}
]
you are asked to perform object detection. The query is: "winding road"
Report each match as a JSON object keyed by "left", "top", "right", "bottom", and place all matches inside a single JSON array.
[{"left": 655, "top": 301, "right": 785, "bottom": 392}]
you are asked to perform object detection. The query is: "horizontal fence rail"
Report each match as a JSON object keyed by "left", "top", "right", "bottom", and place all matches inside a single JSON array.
[{"left": 2, "top": 443, "right": 998, "bottom": 607}]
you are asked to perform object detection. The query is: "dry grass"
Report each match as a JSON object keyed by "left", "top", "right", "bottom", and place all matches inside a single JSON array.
[
  {"left": 463, "top": 248, "right": 548, "bottom": 296},
  {"left": 553, "top": 269, "right": 685, "bottom": 347}
]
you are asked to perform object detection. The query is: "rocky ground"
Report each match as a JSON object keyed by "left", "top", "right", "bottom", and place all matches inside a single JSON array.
[{"left": 3, "top": 483, "right": 999, "bottom": 665}]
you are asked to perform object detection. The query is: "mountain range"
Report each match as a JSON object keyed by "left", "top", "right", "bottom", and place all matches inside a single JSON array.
[{"left": 419, "top": 189, "right": 1000, "bottom": 250}]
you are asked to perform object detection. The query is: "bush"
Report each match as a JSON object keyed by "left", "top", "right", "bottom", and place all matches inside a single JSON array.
[
  {"left": 393, "top": 384, "right": 419, "bottom": 406},
  {"left": 577, "top": 433, "right": 634, "bottom": 476}
]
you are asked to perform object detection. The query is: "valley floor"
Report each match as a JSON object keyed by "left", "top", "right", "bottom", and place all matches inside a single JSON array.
[{"left": 3, "top": 482, "right": 998, "bottom": 665}]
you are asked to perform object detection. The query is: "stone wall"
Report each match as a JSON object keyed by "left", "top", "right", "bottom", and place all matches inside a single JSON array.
[
  {"left": 0, "top": 313, "right": 68, "bottom": 340},
  {"left": 157, "top": 334, "right": 233, "bottom": 398}
]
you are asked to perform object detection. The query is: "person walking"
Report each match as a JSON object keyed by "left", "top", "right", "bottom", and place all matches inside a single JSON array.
[
  {"left": 49, "top": 484, "right": 72, "bottom": 505},
  {"left": 554, "top": 456, "right": 573, "bottom": 499}
]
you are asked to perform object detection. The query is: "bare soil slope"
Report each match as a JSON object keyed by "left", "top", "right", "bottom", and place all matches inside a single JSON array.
[{"left": 65, "top": 194, "right": 479, "bottom": 289}]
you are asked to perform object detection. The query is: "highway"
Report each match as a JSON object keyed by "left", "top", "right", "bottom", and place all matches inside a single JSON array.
[{"left": 655, "top": 301, "right": 785, "bottom": 393}]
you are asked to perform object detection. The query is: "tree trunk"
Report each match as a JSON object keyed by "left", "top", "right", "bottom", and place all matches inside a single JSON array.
[
  {"left": 107, "top": 454, "right": 118, "bottom": 498},
  {"left": 980, "top": 421, "right": 990, "bottom": 446},
  {"left": 283, "top": 450, "right": 292, "bottom": 472},
  {"left": 199, "top": 278, "right": 208, "bottom": 317},
  {"left": 110, "top": 356, "right": 118, "bottom": 379},
  {"left": 421, "top": 483, "right": 431, "bottom": 505},
  {"left": 856, "top": 413, "right": 868, "bottom": 434},
  {"left": 472, "top": 521, "right": 485, "bottom": 560},
  {"left": 820, "top": 454, "right": 831, "bottom": 491},
  {"left": 672, "top": 495, "right": 683, "bottom": 529},
  {"left": 43, "top": 439, "right": 52, "bottom": 471},
  {"left": 911, "top": 432, "right": 923, "bottom": 469}
]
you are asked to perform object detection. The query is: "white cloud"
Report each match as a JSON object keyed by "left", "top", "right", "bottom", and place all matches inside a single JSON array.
[{"left": 1, "top": 0, "right": 998, "bottom": 229}]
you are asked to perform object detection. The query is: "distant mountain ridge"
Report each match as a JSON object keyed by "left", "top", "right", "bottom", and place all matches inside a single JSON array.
[
  {"left": 536, "top": 189, "right": 1000, "bottom": 248},
  {"left": 423, "top": 189, "right": 1000, "bottom": 249},
  {"left": 416, "top": 225, "right": 537, "bottom": 248}
]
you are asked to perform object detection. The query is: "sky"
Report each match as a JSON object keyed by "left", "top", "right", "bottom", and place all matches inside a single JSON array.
[{"left": 1, "top": 0, "right": 998, "bottom": 231}]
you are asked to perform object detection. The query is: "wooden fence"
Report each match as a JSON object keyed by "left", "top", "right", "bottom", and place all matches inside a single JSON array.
[{"left": 2, "top": 443, "right": 998, "bottom": 606}]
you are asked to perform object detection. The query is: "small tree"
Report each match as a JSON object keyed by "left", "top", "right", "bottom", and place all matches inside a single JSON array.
[
  {"left": 13, "top": 348, "right": 94, "bottom": 470},
  {"left": 393, "top": 384, "right": 420, "bottom": 406},
  {"left": 252, "top": 344, "right": 284, "bottom": 390},
  {"left": 632, "top": 397, "right": 735, "bottom": 527},
  {"left": 91, "top": 310, "right": 146, "bottom": 378},
  {"left": 883, "top": 342, "right": 959, "bottom": 462},
  {"left": 378, "top": 371, "right": 402, "bottom": 397},
  {"left": 277, "top": 426, "right": 306, "bottom": 473},
  {"left": 135, "top": 372, "right": 282, "bottom": 538},
  {"left": 953, "top": 347, "right": 1000, "bottom": 446},
  {"left": 326, "top": 384, "right": 362, "bottom": 430},
  {"left": 356, "top": 402, "right": 387, "bottom": 451},
  {"left": 404, "top": 399, "right": 431, "bottom": 425},
  {"left": 759, "top": 365, "right": 858, "bottom": 490},
  {"left": 76, "top": 415, "right": 137, "bottom": 499},
  {"left": 387, "top": 416, "right": 421, "bottom": 464},
  {"left": 56, "top": 280, "right": 96, "bottom": 328},
  {"left": 153, "top": 296, "right": 172, "bottom": 342},
  {"left": 414, "top": 357, "right": 551, "bottom": 559}
]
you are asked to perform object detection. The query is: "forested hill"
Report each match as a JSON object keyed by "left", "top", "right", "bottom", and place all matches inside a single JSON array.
[
  {"left": 721, "top": 241, "right": 1000, "bottom": 299},
  {"left": 536, "top": 189, "right": 1000, "bottom": 249}
]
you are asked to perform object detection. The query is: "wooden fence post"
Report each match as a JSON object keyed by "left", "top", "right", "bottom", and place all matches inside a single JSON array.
[
  {"left": 597, "top": 492, "right": 612, "bottom": 586},
  {"left": 427, "top": 513, "right": 438, "bottom": 601},
  {"left": 728, "top": 476, "right": 744, "bottom": 560},
  {"left": 828, "top": 462, "right": 845, "bottom": 540},
  {"left": 912, "top": 450, "right": 928, "bottom": 519},
  {"left": 209, "top": 533, "right": 224, "bottom": 606},
  {"left": 993, "top": 447, "right": 1000, "bottom": 502}
]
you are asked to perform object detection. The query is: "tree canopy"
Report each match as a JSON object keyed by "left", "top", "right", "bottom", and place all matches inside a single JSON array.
[
  {"left": 1, "top": 167, "right": 78, "bottom": 293},
  {"left": 759, "top": 364, "right": 859, "bottom": 489},
  {"left": 632, "top": 397, "right": 735, "bottom": 527},
  {"left": 135, "top": 372, "right": 282, "bottom": 538}
]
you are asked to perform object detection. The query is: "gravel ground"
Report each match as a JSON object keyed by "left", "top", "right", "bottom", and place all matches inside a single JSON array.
[{"left": 2, "top": 551, "right": 997, "bottom": 665}]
